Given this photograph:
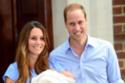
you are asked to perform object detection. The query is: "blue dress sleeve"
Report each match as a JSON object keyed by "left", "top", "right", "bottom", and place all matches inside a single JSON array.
[{"left": 2, "top": 62, "right": 19, "bottom": 82}]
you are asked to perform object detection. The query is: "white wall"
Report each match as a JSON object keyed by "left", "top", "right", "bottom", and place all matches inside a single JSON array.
[
  {"left": 88, "top": 0, "right": 113, "bottom": 43},
  {"left": 52, "top": 0, "right": 68, "bottom": 47},
  {"left": 52, "top": 0, "right": 113, "bottom": 48}
]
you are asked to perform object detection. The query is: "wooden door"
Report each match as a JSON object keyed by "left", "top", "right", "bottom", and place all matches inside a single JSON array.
[{"left": 0, "top": 0, "right": 53, "bottom": 82}]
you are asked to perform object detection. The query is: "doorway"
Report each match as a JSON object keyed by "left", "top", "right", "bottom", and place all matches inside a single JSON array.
[{"left": 0, "top": 0, "right": 53, "bottom": 82}]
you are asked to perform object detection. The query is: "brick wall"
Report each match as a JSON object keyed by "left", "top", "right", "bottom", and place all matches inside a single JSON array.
[{"left": 113, "top": 0, "right": 125, "bottom": 80}]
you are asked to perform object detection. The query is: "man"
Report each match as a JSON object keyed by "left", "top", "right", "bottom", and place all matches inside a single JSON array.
[{"left": 49, "top": 3, "right": 124, "bottom": 83}]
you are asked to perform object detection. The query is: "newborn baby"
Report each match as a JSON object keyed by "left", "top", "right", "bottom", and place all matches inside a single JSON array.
[{"left": 31, "top": 69, "right": 75, "bottom": 83}]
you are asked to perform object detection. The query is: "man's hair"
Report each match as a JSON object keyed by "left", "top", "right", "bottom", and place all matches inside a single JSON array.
[{"left": 64, "top": 3, "right": 86, "bottom": 22}]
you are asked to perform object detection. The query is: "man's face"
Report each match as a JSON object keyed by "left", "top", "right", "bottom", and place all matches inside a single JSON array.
[{"left": 65, "top": 9, "right": 87, "bottom": 41}]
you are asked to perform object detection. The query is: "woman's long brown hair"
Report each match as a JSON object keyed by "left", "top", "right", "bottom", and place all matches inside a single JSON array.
[{"left": 15, "top": 21, "right": 50, "bottom": 83}]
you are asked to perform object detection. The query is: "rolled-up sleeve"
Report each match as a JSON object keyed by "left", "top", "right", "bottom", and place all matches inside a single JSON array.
[
  {"left": 107, "top": 44, "right": 124, "bottom": 83},
  {"left": 2, "top": 63, "right": 18, "bottom": 82}
]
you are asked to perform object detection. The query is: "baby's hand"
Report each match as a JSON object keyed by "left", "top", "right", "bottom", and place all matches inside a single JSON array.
[{"left": 61, "top": 71, "right": 75, "bottom": 79}]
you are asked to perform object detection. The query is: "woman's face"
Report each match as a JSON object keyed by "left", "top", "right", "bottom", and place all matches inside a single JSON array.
[{"left": 28, "top": 27, "right": 45, "bottom": 56}]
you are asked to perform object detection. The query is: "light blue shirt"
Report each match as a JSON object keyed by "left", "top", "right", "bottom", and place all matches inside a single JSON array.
[
  {"left": 49, "top": 36, "right": 123, "bottom": 83},
  {"left": 3, "top": 62, "right": 37, "bottom": 83}
]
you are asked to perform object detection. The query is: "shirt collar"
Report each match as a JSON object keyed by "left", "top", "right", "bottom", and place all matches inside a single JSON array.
[
  {"left": 65, "top": 35, "right": 96, "bottom": 52},
  {"left": 65, "top": 38, "right": 71, "bottom": 51},
  {"left": 87, "top": 35, "right": 96, "bottom": 48}
]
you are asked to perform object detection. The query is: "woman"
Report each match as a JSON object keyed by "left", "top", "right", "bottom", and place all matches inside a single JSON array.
[{"left": 3, "top": 21, "right": 50, "bottom": 83}]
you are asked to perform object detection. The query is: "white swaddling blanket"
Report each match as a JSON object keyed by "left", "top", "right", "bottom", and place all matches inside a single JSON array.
[{"left": 31, "top": 69, "right": 75, "bottom": 83}]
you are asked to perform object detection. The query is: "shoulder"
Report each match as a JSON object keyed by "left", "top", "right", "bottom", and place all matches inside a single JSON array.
[
  {"left": 9, "top": 62, "right": 17, "bottom": 68},
  {"left": 7, "top": 62, "right": 18, "bottom": 71},
  {"left": 3, "top": 62, "right": 19, "bottom": 82},
  {"left": 50, "top": 41, "right": 68, "bottom": 56},
  {"left": 89, "top": 37, "right": 116, "bottom": 57},
  {"left": 89, "top": 37, "right": 113, "bottom": 48}
]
